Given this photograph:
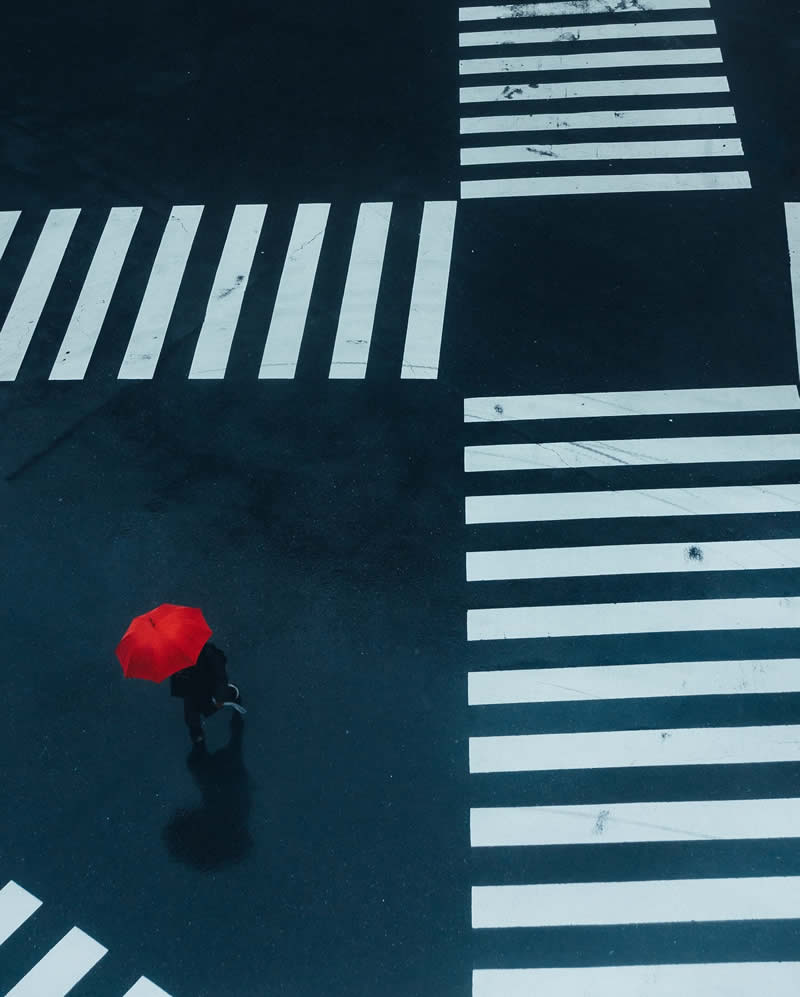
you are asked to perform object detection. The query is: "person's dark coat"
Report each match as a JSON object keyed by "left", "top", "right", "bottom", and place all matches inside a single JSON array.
[{"left": 170, "top": 641, "right": 229, "bottom": 718}]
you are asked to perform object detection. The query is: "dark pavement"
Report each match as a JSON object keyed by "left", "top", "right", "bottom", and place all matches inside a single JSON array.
[{"left": 2, "top": 2, "right": 800, "bottom": 995}]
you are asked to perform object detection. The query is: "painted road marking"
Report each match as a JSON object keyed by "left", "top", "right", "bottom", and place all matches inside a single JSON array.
[
  {"left": 466, "top": 536, "right": 800, "bottom": 581},
  {"left": 459, "top": 47, "right": 723, "bottom": 75},
  {"left": 472, "top": 876, "right": 800, "bottom": 928},
  {"left": 468, "top": 595, "right": 800, "bottom": 641},
  {"left": 460, "top": 76, "right": 730, "bottom": 104},
  {"left": 461, "top": 105, "right": 737, "bottom": 134},
  {"left": 0, "top": 208, "right": 80, "bottom": 381},
  {"left": 468, "top": 658, "right": 800, "bottom": 704},
  {"left": 259, "top": 203, "right": 330, "bottom": 379},
  {"left": 401, "top": 201, "right": 457, "bottom": 379},
  {"left": 122, "top": 978, "right": 174, "bottom": 996},
  {"left": 473, "top": 963, "right": 800, "bottom": 996},
  {"left": 0, "top": 211, "right": 21, "bottom": 263},
  {"left": 786, "top": 203, "right": 800, "bottom": 380},
  {"left": 0, "top": 882, "right": 41, "bottom": 946},
  {"left": 462, "top": 138, "right": 742, "bottom": 165},
  {"left": 466, "top": 483, "right": 800, "bottom": 524},
  {"left": 5, "top": 926, "right": 107, "bottom": 997},
  {"left": 459, "top": 0, "right": 711, "bottom": 20},
  {"left": 464, "top": 385, "right": 800, "bottom": 421},
  {"left": 470, "top": 798, "right": 800, "bottom": 846},
  {"left": 118, "top": 205, "right": 204, "bottom": 379},
  {"left": 469, "top": 723, "right": 800, "bottom": 772},
  {"left": 461, "top": 171, "right": 751, "bottom": 198},
  {"left": 460, "top": 19, "right": 717, "bottom": 47},
  {"left": 464, "top": 433, "right": 800, "bottom": 472},
  {"left": 329, "top": 202, "right": 392, "bottom": 379},
  {"left": 49, "top": 206, "right": 142, "bottom": 380},
  {"left": 189, "top": 203, "right": 267, "bottom": 379}
]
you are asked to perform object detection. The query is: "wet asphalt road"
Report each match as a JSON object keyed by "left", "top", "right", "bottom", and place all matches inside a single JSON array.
[{"left": 2, "top": 2, "right": 800, "bottom": 995}]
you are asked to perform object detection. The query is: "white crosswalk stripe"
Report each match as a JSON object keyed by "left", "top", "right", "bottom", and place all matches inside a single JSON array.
[
  {"left": 0, "top": 209, "right": 80, "bottom": 381},
  {"left": 474, "top": 963, "right": 800, "bottom": 997},
  {"left": 329, "top": 202, "right": 392, "bottom": 379},
  {"left": 0, "top": 202, "right": 456, "bottom": 382},
  {"left": 118, "top": 205, "right": 204, "bottom": 380},
  {"left": 189, "top": 203, "right": 268, "bottom": 379},
  {"left": 0, "top": 882, "right": 41, "bottom": 946},
  {"left": 0, "top": 880, "right": 171, "bottom": 996},
  {"left": 460, "top": 1, "right": 713, "bottom": 22},
  {"left": 458, "top": 0, "right": 751, "bottom": 198},
  {"left": 463, "top": 382, "right": 800, "bottom": 994},
  {"left": 786, "top": 202, "right": 800, "bottom": 380}
]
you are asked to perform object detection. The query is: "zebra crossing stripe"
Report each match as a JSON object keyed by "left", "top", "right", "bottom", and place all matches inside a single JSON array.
[
  {"left": 461, "top": 106, "right": 737, "bottom": 134},
  {"left": 189, "top": 203, "right": 267, "bottom": 379},
  {"left": 460, "top": 19, "right": 718, "bottom": 46},
  {"left": 466, "top": 536, "right": 800, "bottom": 581},
  {"left": 329, "top": 202, "right": 392, "bottom": 379},
  {"left": 472, "top": 876, "right": 800, "bottom": 928},
  {"left": 259, "top": 203, "right": 330, "bottom": 379},
  {"left": 0, "top": 208, "right": 80, "bottom": 381},
  {"left": 466, "top": 483, "right": 800, "bottom": 524},
  {"left": 118, "top": 205, "right": 204, "bottom": 380},
  {"left": 462, "top": 138, "right": 743, "bottom": 165},
  {"left": 49, "top": 206, "right": 142, "bottom": 380},
  {"left": 461, "top": 75, "right": 731, "bottom": 105},
  {"left": 470, "top": 723, "right": 800, "bottom": 773},
  {"left": 473, "top": 963, "right": 800, "bottom": 996},
  {"left": 462, "top": 171, "right": 752, "bottom": 198},
  {"left": 464, "top": 433, "right": 800, "bottom": 471},
  {"left": 0, "top": 882, "right": 41, "bottom": 945},
  {"left": 468, "top": 595, "right": 800, "bottom": 641},
  {"left": 402, "top": 201, "right": 457, "bottom": 379},
  {"left": 464, "top": 384, "right": 800, "bottom": 421},
  {"left": 468, "top": 658, "right": 800, "bottom": 704},
  {"left": 786, "top": 203, "right": 800, "bottom": 379},
  {"left": 471, "top": 797, "right": 800, "bottom": 847},
  {"left": 459, "top": 0, "right": 711, "bottom": 20},
  {"left": 459, "top": 46, "right": 723, "bottom": 75},
  {"left": 5, "top": 926, "right": 107, "bottom": 997},
  {"left": 0, "top": 211, "right": 20, "bottom": 263},
  {"left": 460, "top": 76, "right": 730, "bottom": 103},
  {"left": 122, "top": 977, "right": 173, "bottom": 996}
]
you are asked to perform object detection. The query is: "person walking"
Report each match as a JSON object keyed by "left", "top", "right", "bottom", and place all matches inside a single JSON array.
[{"left": 170, "top": 640, "right": 244, "bottom": 745}]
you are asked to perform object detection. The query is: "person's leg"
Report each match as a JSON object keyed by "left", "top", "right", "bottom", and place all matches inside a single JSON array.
[{"left": 183, "top": 700, "right": 205, "bottom": 743}]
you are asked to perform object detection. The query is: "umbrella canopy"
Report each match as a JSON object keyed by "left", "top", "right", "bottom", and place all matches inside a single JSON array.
[{"left": 116, "top": 604, "right": 212, "bottom": 683}]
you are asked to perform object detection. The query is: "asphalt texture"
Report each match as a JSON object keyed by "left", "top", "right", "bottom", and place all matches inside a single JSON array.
[{"left": 2, "top": 2, "right": 800, "bottom": 996}]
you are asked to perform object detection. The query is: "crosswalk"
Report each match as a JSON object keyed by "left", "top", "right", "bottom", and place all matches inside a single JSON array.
[
  {"left": 0, "top": 201, "right": 456, "bottom": 382},
  {"left": 464, "top": 383, "right": 800, "bottom": 994},
  {"left": 0, "top": 880, "right": 170, "bottom": 996},
  {"left": 459, "top": 0, "right": 751, "bottom": 198}
]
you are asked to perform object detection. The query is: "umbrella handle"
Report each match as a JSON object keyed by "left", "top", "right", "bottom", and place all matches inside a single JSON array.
[{"left": 222, "top": 701, "right": 247, "bottom": 715}]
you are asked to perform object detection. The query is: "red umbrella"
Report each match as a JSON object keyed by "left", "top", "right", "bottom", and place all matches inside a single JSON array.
[{"left": 116, "top": 604, "right": 212, "bottom": 683}]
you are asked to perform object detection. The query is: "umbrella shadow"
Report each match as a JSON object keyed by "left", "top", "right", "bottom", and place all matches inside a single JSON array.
[{"left": 162, "top": 713, "right": 254, "bottom": 870}]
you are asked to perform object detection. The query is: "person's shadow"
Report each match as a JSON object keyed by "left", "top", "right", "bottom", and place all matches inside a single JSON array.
[{"left": 162, "top": 713, "right": 253, "bottom": 869}]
